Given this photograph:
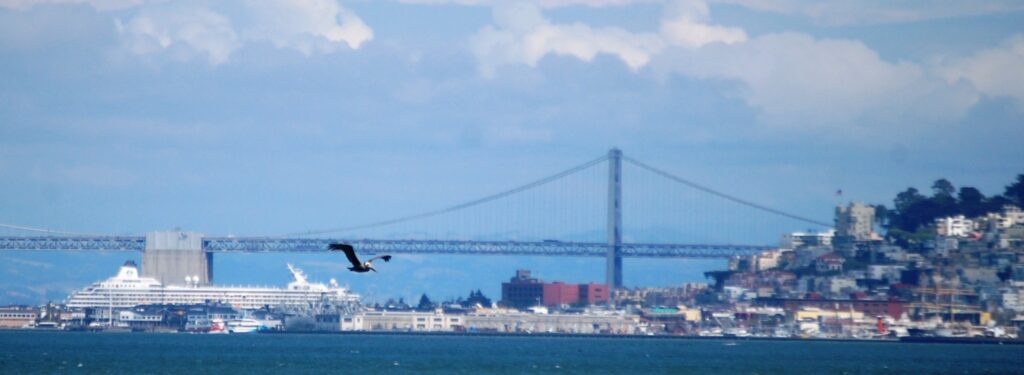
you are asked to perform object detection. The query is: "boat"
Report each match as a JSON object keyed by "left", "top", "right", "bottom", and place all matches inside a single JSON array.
[
  {"left": 65, "top": 261, "right": 360, "bottom": 310},
  {"left": 227, "top": 318, "right": 262, "bottom": 333},
  {"left": 209, "top": 319, "right": 228, "bottom": 334}
]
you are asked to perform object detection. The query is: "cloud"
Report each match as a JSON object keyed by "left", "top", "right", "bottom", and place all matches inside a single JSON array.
[
  {"left": 0, "top": 0, "right": 147, "bottom": 11},
  {"left": 470, "top": 3, "right": 663, "bottom": 77},
  {"left": 5, "top": 0, "right": 375, "bottom": 65},
  {"left": 470, "top": 1, "right": 743, "bottom": 77},
  {"left": 464, "top": 0, "right": 992, "bottom": 133},
  {"left": 116, "top": 4, "right": 239, "bottom": 65},
  {"left": 399, "top": 0, "right": 657, "bottom": 7},
  {"left": 714, "top": 0, "right": 1024, "bottom": 26},
  {"left": 241, "top": 0, "right": 373, "bottom": 53},
  {"left": 653, "top": 32, "right": 979, "bottom": 131},
  {"left": 660, "top": 0, "right": 746, "bottom": 48},
  {"left": 939, "top": 34, "right": 1024, "bottom": 109}
]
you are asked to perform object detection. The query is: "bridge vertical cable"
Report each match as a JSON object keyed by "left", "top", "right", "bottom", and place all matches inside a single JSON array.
[
  {"left": 621, "top": 155, "right": 831, "bottom": 246},
  {"left": 282, "top": 154, "right": 610, "bottom": 241}
]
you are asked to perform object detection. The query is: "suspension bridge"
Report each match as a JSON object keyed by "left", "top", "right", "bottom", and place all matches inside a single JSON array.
[{"left": 0, "top": 149, "right": 831, "bottom": 289}]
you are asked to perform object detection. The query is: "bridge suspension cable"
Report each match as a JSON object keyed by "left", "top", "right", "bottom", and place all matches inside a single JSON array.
[
  {"left": 622, "top": 156, "right": 832, "bottom": 228},
  {"left": 282, "top": 153, "right": 610, "bottom": 237},
  {"left": 0, "top": 223, "right": 113, "bottom": 237}
]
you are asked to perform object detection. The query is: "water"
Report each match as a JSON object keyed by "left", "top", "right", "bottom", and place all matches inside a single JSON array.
[{"left": 1, "top": 331, "right": 1022, "bottom": 374}]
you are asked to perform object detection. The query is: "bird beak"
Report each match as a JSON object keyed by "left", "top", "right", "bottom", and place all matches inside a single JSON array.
[{"left": 370, "top": 267, "right": 377, "bottom": 273}]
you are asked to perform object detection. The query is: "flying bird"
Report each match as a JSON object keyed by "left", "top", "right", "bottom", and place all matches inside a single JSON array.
[{"left": 329, "top": 243, "right": 392, "bottom": 273}]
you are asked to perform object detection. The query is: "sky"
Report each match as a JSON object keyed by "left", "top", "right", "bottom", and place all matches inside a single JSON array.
[{"left": 1, "top": 0, "right": 1022, "bottom": 305}]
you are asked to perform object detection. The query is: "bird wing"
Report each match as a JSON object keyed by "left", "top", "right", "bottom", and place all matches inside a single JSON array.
[
  {"left": 329, "top": 243, "right": 361, "bottom": 267},
  {"left": 368, "top": 255, "right": 392, "bottom": 263}
]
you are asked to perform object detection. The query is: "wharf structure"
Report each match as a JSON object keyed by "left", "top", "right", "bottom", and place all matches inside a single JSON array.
[{"left": 330, "top": 308, "right": 643, "bottom": 334}]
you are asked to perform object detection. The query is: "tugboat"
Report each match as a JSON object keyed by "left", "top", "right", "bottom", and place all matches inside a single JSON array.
[{"left": 209, "top": 319, "right": 228, "bottom": 334}]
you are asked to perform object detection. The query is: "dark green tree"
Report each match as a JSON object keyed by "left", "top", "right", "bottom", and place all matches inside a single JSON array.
[
  {"left": 873, "top": 204, "right": 889, "bottom": 228},
  {"left": 930, "top": 178, "right": 959, "bottom": 219},
  {"left": 932, "top": 178, "right": 955, "bottom": 197},
  {"left": 465, "top": 290, "right": 492, "bottom": 307},
  {"left": 890, "top": 187, "right": 926, "bottom": 232},
  {"left": 957, "top": 186, "right": 987, "bottom": 218},
  {"left": 985, "top": 195, "right": 1014, "bottom": 213},
  {"left": 1005, "top": 174, "right": 1024, "bottom": 207},
  {"left": 416, "top": 294, "right": 435, "bottom": 311}
]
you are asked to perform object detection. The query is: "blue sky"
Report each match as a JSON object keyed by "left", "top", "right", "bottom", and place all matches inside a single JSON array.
[{"left": 1, "top": 0, "right": 1022, "bottom": 305}]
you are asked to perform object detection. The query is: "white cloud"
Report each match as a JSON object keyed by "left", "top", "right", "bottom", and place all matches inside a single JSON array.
[
  {"left": 241, "top": 0, "right": 373, "bottom": 53},
  {"left": 939, "top": 34, "right": 1024, "bottom": 108},
  {"left": 116, "top": 4, "right": 239, "bottom": 65},
  {"left": 0, "top": 0, "right": 148, "bottom": 11},
  {"left": 653, "top": 32, "right": 979, "bottom": 131},
  {"left": 660, "top": 0, "right": 745, "bottom": 48},
  {"left": 399, "top": 0, "right": 657, "bottom": 7},
  {"left": 470, "top": 3, "right": 663, "bottom": 76},
  {"left": 5, "top": 0, "right": 375, "bottom": 65},
  {"left": 465, "top": 0, "right": 993, "bottom": 133},
  {"left": 470, "top": 0, "right": 744, "bottom": 77},
  {"left": 714, "top": 0, "right": 1024, "bottom": 26}
]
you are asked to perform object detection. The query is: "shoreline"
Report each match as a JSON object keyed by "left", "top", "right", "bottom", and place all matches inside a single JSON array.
[{"left": 13, "top": 328, "right": 1022, "bottom": 345}]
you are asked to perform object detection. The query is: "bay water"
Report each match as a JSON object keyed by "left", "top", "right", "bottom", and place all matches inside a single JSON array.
[{"left": 2, "top": 331, "right": 1022, "bottom": 373}]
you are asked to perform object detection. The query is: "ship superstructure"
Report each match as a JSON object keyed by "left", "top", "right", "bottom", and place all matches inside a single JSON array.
[{"left": 65, "top": 261, "right": 359, "bottom": 310}]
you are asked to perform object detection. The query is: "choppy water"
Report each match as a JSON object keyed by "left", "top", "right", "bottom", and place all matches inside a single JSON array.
[{"left": 1, "top": 331, "right": 1022, "bottom": 374}]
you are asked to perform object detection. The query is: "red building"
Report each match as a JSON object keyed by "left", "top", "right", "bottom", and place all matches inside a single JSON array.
[
  {"left": 501, "top": 270, "right": 610, "bottom": 308},
  {"left": 543, "top": 282, "right": 579, "bottom": 306},
  {"left": 578, "top": 283, "right": 610, "bottom": 305}
]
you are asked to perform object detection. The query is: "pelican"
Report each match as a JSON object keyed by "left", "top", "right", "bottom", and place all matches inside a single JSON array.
[{"left": 329, "top": 243, "right": 392, "bottom": 273}]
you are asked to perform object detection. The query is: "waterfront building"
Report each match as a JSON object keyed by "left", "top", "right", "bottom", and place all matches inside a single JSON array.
[
  {"left": 758, "top": 297, "right": 905, "bottom": 320},
  {"left": 578, "top": 283, "right": 610, "bottom": 305},
  {"left": 501, "top": 269, "right": 609, "bottom": 308},
  {"left": 356, "top": 309, "right": 464, "bottom": 332},
  {"left": 0, "top": 306, "right": 38, "bottom": 329},
  {"left": 501, "top": 270, "right": 544, "bottom": 309},
  {"left": 543, "top": 282, "right": 579, "bottom": 306},
  {"left": 352, "top": 309, "right": 639, "bottom": 334}
]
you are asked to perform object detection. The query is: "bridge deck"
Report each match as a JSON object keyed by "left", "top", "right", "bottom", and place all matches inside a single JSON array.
[{"left": 0, "top": 236, "right": 770, "bottom": 258}]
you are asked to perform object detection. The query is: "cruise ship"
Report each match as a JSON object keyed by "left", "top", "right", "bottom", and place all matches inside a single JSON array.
[{"left": 65, "top": 261, "right": 359, "bottom": 310}]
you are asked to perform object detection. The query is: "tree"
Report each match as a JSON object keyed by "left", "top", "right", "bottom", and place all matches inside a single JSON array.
[
  {"left": 466, "top": 289, "right": 492, "bottom": 307},
  {"left": 416, "top": 294, "right": 435, "bottom": 311},
  {"left": 1005, "top": 174, "right": 1024, "bottom": 207},
  {"left": 930, "top": 179, "right": 959, "bottom": 219},
  {"left": 957, "top": 186, "right": 987, "bottom": 218},
  {"left": 873, "top": 204, "right": 889, "bottom": 228},
  {"left": 932, "top": 178, "right": 955, "bottom": 198},
  {"left": 891, "top": 187, "right": 926, "bottom": 232},
  {"left": 985, "top": 195, "right": 1013, "bottom": 213}
]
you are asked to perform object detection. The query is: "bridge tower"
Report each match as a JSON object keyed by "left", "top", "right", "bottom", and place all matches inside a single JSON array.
[
  {"left": 607, "top": 148, "right": 623, "bottom": 290},
  {"left": 141, "top": 231, "right": 213, "bottom": 286}
]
